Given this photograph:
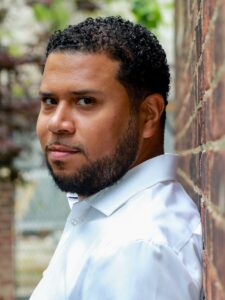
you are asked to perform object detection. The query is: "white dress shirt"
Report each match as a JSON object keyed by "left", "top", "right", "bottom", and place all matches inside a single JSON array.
[{"left": 30, "top": 154, "right": 202, "bottom": 300}]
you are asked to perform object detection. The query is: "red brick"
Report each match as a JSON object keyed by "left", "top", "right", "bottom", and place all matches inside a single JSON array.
[
  {"left": 202, "top": 38, "right": 214, "bottom": 91},
  {"left": 210, "top": 152, "right": 225, "bottom": 209},
  {"left": 212, "top": 219, "right": 225, "bottom": 288},
  {"left": 214, "top": 3, "right": 225, "bottom": 69},
  {"left": 202, "top": 0, "right": 217, "bottom": 41},
  {"left": 202, "top": 78, "right": 225, "bottom": 141}
]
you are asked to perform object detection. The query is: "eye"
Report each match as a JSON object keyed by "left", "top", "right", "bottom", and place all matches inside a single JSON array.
[
  {"left": 77, "top": 97, "right": 94, "bottom": 106},
  {"left": 41, "top": 97, "right": 57, "bottom": 105}
]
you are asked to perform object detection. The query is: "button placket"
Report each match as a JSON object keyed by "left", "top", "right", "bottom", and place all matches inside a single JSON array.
[{"left": 70, "top": 200, "right": 90, "bottom": 227}]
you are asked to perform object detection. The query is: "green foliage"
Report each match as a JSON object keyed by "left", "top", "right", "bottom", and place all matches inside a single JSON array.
[
  {"left": 8, "top": 45, "right": 23, "bottom": 57},
  {"left": 0, "top": 8, "right": 7, "bottom": 23},
  {"left": 33, "top": 0, "right": 69, "bottom": 31},
  {"left": 12, "top": 84, "right": 24, "bottom": 98},
  {"left": 131, "top": 0, "right": 162, "bottom": 29},
  {"left": 164, "top": 2, "right": 174, "bottom": 9}
]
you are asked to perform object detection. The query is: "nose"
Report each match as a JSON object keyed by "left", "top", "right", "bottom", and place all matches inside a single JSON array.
[{"left": 47, "top": 102, "right": 75, "bottom": 135}]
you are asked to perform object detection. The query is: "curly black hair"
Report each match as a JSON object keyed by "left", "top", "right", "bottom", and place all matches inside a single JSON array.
[{"left": 46, "top": 16, "right": 170, "bottom": 124}]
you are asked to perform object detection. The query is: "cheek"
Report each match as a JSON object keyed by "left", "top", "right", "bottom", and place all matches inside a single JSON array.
[
  {"left": 36, "top": 115, "right": 47, "bottom": 148},
  {"left": 80, "top": 116, "right": 125, "bottom": 157}
]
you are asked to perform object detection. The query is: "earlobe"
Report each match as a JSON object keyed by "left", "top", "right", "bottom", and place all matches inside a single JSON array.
[{"left": 141, "top": 93, "right": 165, "bottom": 138}]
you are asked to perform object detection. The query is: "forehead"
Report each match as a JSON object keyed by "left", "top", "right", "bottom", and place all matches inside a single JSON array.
[{"left": 41, "top": 52, "right": 121, "bottom": 90}]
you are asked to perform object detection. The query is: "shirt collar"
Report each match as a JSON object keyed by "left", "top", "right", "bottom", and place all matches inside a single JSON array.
[
  {"left": 67, "top": 192, "right": 79, "bottom": 209},
  {"left": 67, "top": 154, "right": 178, "bottom": 216}
]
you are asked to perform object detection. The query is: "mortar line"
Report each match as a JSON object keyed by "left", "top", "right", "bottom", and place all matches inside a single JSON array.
[
  {"left": 176, "top": 135, "right": 225, "bottom": 155},
  {"left": 177, "top": 168, "right": 225, "bottom": 230},
  {"left": 176, "top": 101, "right": 202, "bottom": 140},
  {"left": 176, "top": 56, "right": 225, "bottom": 141}
]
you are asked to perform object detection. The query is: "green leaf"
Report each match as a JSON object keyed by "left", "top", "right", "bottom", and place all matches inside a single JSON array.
[
  {"left": 131, "top": 0, "right": 162, "bottom": 29},
  {"left": 32, "top": 0, "right": 69, "bottom": 30},
  {"left": 8, "top": 45, "right": 23, "bottom": 57},
  {"left": 33, "top": 3, "right": 51, "bottom": 22},
  {"left": 12, "top": 85, "right": 24, "bottom": 97}
]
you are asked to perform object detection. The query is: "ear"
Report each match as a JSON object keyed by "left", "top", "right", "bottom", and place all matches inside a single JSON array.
[{"left": 140, "top": 93, "right": 165, "bottom": 138}]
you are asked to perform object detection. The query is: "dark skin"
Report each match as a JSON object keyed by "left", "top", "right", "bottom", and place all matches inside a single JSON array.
[
  {"left": 133, "top": 93, "right": 165, "bottom": 166},
  {"left": 37, "top": 52, "right": 165, "bottom": 197}
]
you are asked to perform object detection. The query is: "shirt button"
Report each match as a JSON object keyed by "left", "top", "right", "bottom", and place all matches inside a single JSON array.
[{"left": 71, "top": 218, "right": 78, "bottom": 226}]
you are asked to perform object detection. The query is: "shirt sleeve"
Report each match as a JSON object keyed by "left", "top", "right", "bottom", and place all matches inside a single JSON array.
[{"left": 69, "top": 240, "right": 202, "bottom": 300}]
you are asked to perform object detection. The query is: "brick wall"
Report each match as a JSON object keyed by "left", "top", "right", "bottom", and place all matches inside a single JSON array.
[
  {"left": 175, "top": 0, "right": 225, "bottom": 299},
  {"left": 0, "top": 180, "right": 15, "bottom": 300}
]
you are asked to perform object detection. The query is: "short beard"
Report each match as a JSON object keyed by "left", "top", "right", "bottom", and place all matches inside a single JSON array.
[{"left": 46, "top": 116, "right": 139, "bottom": 197}]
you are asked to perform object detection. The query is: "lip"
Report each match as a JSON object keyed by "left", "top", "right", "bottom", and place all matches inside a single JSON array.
[{"left": 47, "top": 145, "right": 81, "bottom": 160}]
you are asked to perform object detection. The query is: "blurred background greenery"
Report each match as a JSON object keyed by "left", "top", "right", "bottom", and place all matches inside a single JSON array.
[{"left": 0, "top": 0, "right": 174, "bottom": 299}]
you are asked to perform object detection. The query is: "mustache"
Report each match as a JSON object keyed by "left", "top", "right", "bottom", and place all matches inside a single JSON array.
[{"left": 45, "top": 141, "right": 85, "bottom": 153}]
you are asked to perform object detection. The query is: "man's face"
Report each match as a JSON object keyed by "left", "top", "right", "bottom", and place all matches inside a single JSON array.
[{"left": 37, "top": 52, "right": 140, "bottom": 196}]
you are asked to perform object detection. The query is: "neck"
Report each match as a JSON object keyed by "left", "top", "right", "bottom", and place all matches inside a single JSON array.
[{"left": 130, "top": 136, "right": 164, "bottom": 169}]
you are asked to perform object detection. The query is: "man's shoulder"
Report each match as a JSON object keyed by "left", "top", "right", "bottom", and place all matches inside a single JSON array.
[{"left": 105, "top": 179, "right": 201, "bottom": 252}]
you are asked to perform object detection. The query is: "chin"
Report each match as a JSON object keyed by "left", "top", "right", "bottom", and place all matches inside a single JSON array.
[{"left": 52, "top": 168, "right": 76, "bottom": 178}]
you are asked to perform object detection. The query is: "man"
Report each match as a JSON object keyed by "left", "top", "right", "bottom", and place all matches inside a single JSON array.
[{"left": 30, "top": 16, "right": 202, "bottom": 299}]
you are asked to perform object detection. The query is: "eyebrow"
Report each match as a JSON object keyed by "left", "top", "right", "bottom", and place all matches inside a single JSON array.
[
  {"left": 39, "top": 89, "right": 103, "bottom": 97},
  {"left": 71, "top": 89, "right": 102, "bottom": 96},
  {"left": 39, "top": 91, "right": 53, "bottom": 97}
]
